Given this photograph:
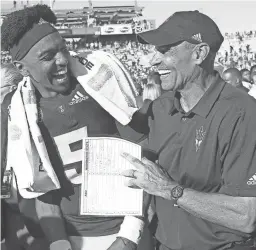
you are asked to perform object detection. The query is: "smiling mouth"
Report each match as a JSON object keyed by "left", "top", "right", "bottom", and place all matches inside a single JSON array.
[
  {"left": 52, "top": 69, "right": 68, "bottom": 83},
  {"left": 158, "top": 69, "right": 172, "bottom": 76}
]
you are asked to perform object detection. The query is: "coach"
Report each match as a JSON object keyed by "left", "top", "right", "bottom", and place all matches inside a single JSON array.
[{"left": 122, "top": 11, "right": 256, "bottom": 250}]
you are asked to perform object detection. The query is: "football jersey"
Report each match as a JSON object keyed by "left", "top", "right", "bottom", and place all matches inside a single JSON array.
[{"left": 1, "top": 77, "right": 145, "bottom": 237}]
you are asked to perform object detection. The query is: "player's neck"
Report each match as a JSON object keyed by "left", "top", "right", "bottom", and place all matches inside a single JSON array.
[
  {"left": 39, "top": 90, "right": 59, "bottom": 98},
  {"left": 30, "top": 79, "right": 59, "bottom": 98}
]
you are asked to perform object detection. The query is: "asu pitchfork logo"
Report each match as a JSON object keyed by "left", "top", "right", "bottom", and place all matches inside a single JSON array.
[{"left": 195, "top": 126, "right": 206, "bottom": 152}]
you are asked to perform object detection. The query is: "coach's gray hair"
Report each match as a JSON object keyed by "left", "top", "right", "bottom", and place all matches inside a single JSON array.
[
  {"left": 184, "top": 41, "right": 197, "bottom": 50},
  {"left": 184, "top": 41, "right": 216, "bottom": 72}
]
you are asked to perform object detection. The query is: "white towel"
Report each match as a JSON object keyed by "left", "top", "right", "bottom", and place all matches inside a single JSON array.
[
  {"left": 6, "top": 77, "right": 60, "bottom": 199},
  {"left": 70, "top": 51, "right": 139, "bottom": 125}
]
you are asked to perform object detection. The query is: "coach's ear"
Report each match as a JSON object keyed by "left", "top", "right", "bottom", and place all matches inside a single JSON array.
[
  {"left": 13, "top": 61, "right": 29, "bottom": 77},
  {"left": 192, "top": 43, "right": 211, "bottom": 65}
]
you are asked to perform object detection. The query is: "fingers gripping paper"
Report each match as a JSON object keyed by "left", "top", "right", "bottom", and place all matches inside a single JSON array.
[
  {"left": 70, "top": 51, "right": 139, "bottom": 125},
  {"left": 80, "top": 137, "right": 143, "bottom": 216}
]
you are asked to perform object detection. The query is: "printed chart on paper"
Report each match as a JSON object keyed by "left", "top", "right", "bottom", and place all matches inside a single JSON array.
[{"left": 80, "top": 137, "right": 143, "bottom": 216}]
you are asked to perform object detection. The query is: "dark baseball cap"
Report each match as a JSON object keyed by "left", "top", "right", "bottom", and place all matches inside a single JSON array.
[{"left": 138, "top": 10, "right": 224, "bottom": 52}]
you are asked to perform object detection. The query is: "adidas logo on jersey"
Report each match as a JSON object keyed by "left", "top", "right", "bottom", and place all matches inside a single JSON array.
[
  {"left": 69, "top": 91, "right": 88, "bottom": 105},
  {"left": 247, "top": 173, "right": 256, "bottom": 185}
]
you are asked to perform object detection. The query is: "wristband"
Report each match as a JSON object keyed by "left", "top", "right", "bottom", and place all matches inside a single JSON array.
[
  {"left": 50, "top": 240, "right": 72, "bottom": 250},
  {"left": 117, "top": 216, "right": 145, "bottom": 244}
]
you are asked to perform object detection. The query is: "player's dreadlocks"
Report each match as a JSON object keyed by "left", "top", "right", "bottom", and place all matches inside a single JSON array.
[{"left": 1, "top": 5, "right": 57, "bottom": 51}]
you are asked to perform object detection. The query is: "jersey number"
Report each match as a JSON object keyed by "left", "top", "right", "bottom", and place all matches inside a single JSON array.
[{"left": 54, "top": 127, "right": 87, "bottom": 184}]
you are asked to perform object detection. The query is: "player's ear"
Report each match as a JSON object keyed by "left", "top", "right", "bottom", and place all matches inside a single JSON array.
[{"left": 13, "top": 61, "right": 29, "bottom": 77}]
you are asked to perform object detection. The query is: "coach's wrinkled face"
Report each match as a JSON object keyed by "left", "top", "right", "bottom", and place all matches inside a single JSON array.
[
  {"left": 15, "top": 32, "right": 70, "bottom": 97},
  {"left": 151, "top": 41, "right": 210, "bottom": 91}
]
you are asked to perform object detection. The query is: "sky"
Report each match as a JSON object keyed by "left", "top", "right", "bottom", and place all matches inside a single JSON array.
[{"left": 1, "top": 0, "right": 256, "bottom": 33}]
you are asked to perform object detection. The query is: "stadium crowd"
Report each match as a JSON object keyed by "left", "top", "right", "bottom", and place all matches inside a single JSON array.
[
  {"left": 42, "top": 34, "right": 256, "bottom": 94},
  {"left": 1, "top": 4, "right": 256, "bottom": 250},
  {"left": 2, "top": 34, "right": 256, "bottom": 87},
  {"left": 224, "top": 30, "right": 256, "bottom": 40},
  {"left": 64, "top": 35, "right": 256, "bottom": 94},
  {"left": 216, "top": 42, "right": 256, "bottom": 71}
]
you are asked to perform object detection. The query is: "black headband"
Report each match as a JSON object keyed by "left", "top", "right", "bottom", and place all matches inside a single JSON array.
[{"left": 10, "top": 22, "right": 58, "bottom": 61}]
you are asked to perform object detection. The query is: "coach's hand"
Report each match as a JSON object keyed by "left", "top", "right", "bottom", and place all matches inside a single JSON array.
[
  {"left": 121, "top": 153, "right": 177, "bottom": 200},
  {"left": 107, "top": 237, "right": 137, "bottom": 250}
]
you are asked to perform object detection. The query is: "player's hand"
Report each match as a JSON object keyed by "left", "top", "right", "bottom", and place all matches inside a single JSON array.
[
  {"left": 121, "top": 153, "right": 177, "bottom": 200},
  {"left": 107, "top": 237, "right": 137, "bottom": 250}
]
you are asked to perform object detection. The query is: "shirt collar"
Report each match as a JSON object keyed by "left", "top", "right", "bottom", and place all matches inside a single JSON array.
[
  {"left": 168, "top": 91, "right": 183, "bottom": 115},
  {"left": 170, "top": 72, "right": 226, "bottom": 118}
]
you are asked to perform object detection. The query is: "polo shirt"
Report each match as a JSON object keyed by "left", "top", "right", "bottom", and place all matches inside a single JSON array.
[
  {"left": 135, "top": 72, "right": 256, "bottom": 250},
  {"left": 237, "top": 84, "right": 249, "bottom": 93}
]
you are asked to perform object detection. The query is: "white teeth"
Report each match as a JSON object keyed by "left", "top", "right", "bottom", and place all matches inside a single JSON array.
[
  {"left": 54, "top": 69, "right": 67, "bottom": 76},
  {"left": 56, "top": 75, "right": 68, "bottom": 83},
  {"left": 158, "top": 69, "right": 171, "bottom": 75}
]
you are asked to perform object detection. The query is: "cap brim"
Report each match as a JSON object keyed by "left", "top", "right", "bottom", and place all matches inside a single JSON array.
[{"left": 137, "top": 28, "right": 181, "bottom": 46}]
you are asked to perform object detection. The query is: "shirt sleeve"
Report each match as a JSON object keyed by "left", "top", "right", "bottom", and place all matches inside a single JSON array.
[
  {"left": 115, "top": 120, "right": 148, "bottom": 144},
  {"left": 126, "top": 99, "right": 153, "bottom": 135},
  {"left": 219, "top": 106, "right": 256, "bottom": 197}
]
